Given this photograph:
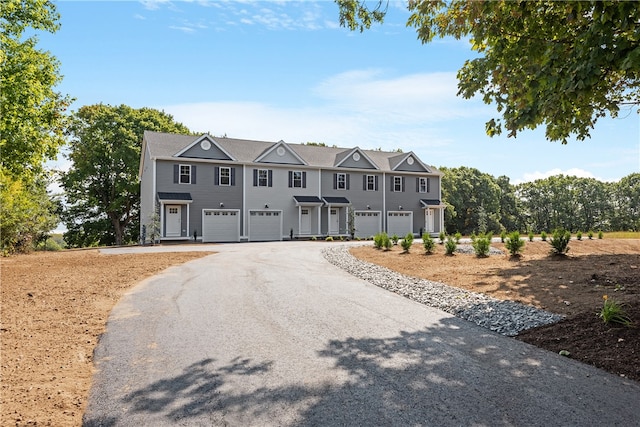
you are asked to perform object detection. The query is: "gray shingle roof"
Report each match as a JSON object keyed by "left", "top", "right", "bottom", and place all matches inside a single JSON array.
[{"left": 143, "top": 131, "right": 441, "bottom": 175}]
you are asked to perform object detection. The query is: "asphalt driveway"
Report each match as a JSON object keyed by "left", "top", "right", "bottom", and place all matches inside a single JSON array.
[{"left": 84, "top": 242, "right": 640, "bottom": 426}]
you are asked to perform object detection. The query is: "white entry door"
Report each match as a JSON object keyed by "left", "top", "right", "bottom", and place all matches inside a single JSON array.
[
  {"left": 329, "top": 208, "right": 339, "bottom": 234},
  {"left": 424, "top": 209, "right": 434, "bottom": 233},
  {"left": 301, "top": 208, "right": 311, "bottom": 234},
  {"left": 165, "top": 205, "right": 181, "bottom": 237}
]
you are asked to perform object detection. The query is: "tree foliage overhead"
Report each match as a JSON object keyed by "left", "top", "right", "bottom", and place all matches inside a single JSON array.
[
  {"left": 61, "top": 105, "right": 192, "bottom": 247},
  {"left": 336, "top": 0, "right": 640, "bottom": 143}
]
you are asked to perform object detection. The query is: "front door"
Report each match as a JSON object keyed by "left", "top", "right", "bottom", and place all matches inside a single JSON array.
[
  {"left": 301, "top": 208, "right": 311, "bottom": 234},
  {"left": 425, "top": 209, "right": 434, "bottom": 233},
  {"left": 166, "top": 205, "right": 181, "bottom": 237},
  {"left": 329, "top": 208, "right": 339, "bottom": 234}
]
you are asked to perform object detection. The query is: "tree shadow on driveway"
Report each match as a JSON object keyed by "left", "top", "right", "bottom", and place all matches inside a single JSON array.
[{"left": 83, "top": 317, "right": 640, "bottom": 426}]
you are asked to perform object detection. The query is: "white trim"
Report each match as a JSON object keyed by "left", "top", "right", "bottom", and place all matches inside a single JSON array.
[
  {"left": 391, "top": 151, "right": 431, "bottom": 172},
  {"left": 254, "top": 140, "right": 308, "bottom": 165},
  {"left": 334, "top": 146, "right": 379, "bottom": 169},
  {"left": 174, "top": 134, "right": 236, "bottom": 160}
]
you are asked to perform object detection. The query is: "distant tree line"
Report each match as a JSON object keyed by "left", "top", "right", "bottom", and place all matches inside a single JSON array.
[{"left": 440, "top": 166, "right": 640, "bottom": 235}]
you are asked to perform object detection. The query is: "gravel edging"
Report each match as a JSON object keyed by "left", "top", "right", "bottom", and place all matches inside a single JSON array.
[{"left": 323, "top": 245, "right": 564, "bottom": 336}]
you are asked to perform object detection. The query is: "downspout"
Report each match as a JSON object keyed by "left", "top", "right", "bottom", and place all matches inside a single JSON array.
[
  {"left": 318, "top": 167, "right": 322, "bottom": 235},
  {"left": 382, "top": 172, "right": 386, "bottom": 233},
  {"left": 242, "top": 164, "right": 246, "bottom": 239}
]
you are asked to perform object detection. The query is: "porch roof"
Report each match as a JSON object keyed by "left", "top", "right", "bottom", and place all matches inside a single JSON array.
[
  {"left": 420, "top": 199, "right": 445, "bottom": 208},
  {"left": 322, "top": 196, "right": 350, "bottom": 206},
  {"left": 293, "top": 195, "right": 324, "bottom": 206},
  {"left": 158, "top": 192, "right": 193, "bottom": 202}
]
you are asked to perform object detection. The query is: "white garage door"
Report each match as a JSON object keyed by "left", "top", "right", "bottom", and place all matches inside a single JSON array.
[
  {"left": 387, "top": 211, "right": 413, "bottom": 237},
  {"left": 249, "top": 210, "right": 282, "bottom": 242},
  {"left": 202, "top": 209, "right": 240, "bottom": 243},
  {"left": 354, "top": 211, "right": 381, "bottom": 238}
]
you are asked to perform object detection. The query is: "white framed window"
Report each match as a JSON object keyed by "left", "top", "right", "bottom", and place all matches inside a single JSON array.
[
  {"left": 293, "top": 171, "right": 303, "bottom": 188},
  {"left": 393, "top": 176, "right": 403, "bottom": 192},
  {"left": 366, "top": 175, "right": 375, "bottom": 191},
  {"left": 258, "top": 169, "right": 268, "bottom": 187},
  {"left": 180, "top": 165, "right": 191, "bottom": 184},
  {"left": 219, "top": 167, "right": 231, "bottom": 186},
  {"left": 419, "top": 177, "right": 428, "bottom": 193},
  {"left": 337, "top": 173, "right": 346, "bottom": 190}
]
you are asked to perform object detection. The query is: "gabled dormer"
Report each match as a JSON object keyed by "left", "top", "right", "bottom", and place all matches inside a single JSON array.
[
  {"left": 174, "top": 134, "right": 236, "bottom": 161},
  {"left": 255, "top": 140, "right": 307, "bottom": 165},
  {"left": 390, "top": 152, "right": 431, "bottom": 173},
  {"left": 334, "top": 147, "right": 378, "bottom": 169}
]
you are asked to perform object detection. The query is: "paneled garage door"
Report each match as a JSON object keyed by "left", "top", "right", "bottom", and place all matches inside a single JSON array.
[
  {"left": 354, "top": 211, "right": 381, "bottom": 238},
  {"left": 202, "top": 209, "right": 240, "bottom": 243},
  {"left": 249, "top": 210, "right": 282, "bottom": 242},
  {"left": 387, "top": 211, "right": 413, "bottom": 237}
]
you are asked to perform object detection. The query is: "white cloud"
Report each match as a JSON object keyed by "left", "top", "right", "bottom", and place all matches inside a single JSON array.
[{"left": 513, "top": 168, "right": 604, "bottom": 185}]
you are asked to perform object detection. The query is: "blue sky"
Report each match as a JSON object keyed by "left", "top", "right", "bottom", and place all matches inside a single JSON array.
[{"left": 43, "top": 0, "right": 639, "bottom": 184}]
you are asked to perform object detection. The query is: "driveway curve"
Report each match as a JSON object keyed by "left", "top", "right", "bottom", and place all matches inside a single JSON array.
[{"left": 84, "top": 242, "right": 640, "bottom": 426}]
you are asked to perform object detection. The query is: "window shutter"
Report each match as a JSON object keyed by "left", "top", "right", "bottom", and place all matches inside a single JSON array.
[
  {"left": 253, "top": 169, "right": 258, "bottom": 186},
  {"left": 191, "top": 165, "right": 196, "bottom": 184},
  {"left": 333, "top": 173, "right": 337, "bottom": 189},
  {"left": 302, "top": 171, "right": 307, "bottom": 188},
  {"left": 416, "top": 177, "right": 420, "bottom": 192},
  {"left": 268, "top": 170, "right": 273, "bottom": 187},
  {"left": 427, "top": 177, "right": 430, "bottom": 193},
  {"left": 173, "top": 164, "right": 179, "bottom": 184},
  {"left": 363, "top": 175, "right": 367, "bottom": 191},
  {"left": 375, "top": 176, "right": 378, "bottom": 191},
  {"left": 401, "top": 177, "right": 405, "bottom": 192},
  {"left": 288, "top": 171, "right": 293, "bottom": 188},
  {"left": 214, "top": 167, "right": 220, "bottom": 185},
  {"left": 231, "top": 168, "right": 235, "bottom": 186},
  {"left": 391, "top": 176, "right": 395, "bottom": 191},
  {"left": 346, "top": 174, "right": 350, "bottom": 190}
]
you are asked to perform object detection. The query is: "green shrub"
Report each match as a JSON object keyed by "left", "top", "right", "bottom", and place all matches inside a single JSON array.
[
  {"left": 598, "top": 230, "right": 604, "bottom": 239},
  {"left": 540, "top": 231, "right": 547, "bottom": 241},
  {"left": 471, "top": 233, "right": 492, "bottom": 257},
  {"left": 588, "top": 230, "right": 594, "bottom": 240},
  {"left": 438, "top": 231, "right": 445, "bottom": 244},
  {"left": 505, "top": 231, "right": 525, "bottom": 257},
  {"left": 325, "top": 236, "right": 334, "bottom": 242},
  {"left": 599, "top": 295, "right": 632, "bottom": 326},
  {"left": 528, "top": 231, "right": 534, "bottom": 242},
  {"left": 500, "top": 230, "right": 507, "bottom": 243},
  {"left": 576, "top": 231, "right": 582, "bottom": 241},
  {"left": 373, "top": 232, "right": 386, "bottom": 249},
  {"left": 549, "top": 228, "right": 571, "bottom": 255},
  {"left": 400, "top": 233, "right": 414, "bottom": 252},
  {"left": 311, "top": 236, "right": 317, "bottom": 241},
  {"left": 454, "top": 232, "right": 462, "bottom": 243},
  {"left": 422, "top": 233, "right": 435, "bottom": 254},
  {"left": 382, "top": 233, "right": 392, "bottom": 250},
  {"left": 445, "top": 235, "right": 457, "bottom": 255},
  {"left": 391, "top": 234, "right": 399, "bottom": 245},
  {"left": 37, "top": 237, "right": 63, "bottom": 252}
]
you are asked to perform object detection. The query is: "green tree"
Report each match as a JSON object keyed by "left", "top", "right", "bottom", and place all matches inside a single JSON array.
[
  {"left": 61, "top": 105, "right": 192, "bottom": 247},
  {"left": 0, "top": 0, "right": 71, "bottom": 253},
  {"left": 611, "top": 173, "right": 640, "bottom": 231},
  {"left": 336, "top": 1, "right": 640, "bottom": 143}
]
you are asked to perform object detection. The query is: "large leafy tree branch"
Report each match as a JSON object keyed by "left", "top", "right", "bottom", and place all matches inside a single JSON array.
[
  {"left": 336, "top": 1, "right": 640, "bottom": 143},
  {"left": 61, "top": 105, "right": 192, "bottom": 247}
]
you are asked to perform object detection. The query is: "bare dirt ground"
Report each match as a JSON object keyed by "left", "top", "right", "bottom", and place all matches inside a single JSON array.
[
  {"left": 351, "top": 239, "right": 640, "bottom": 382},
  {"left": 1, "top": 249, "right": 212, "bottom": 427},
  {"left": 1, "top": 239, "right": 639, "bottom": 426}
]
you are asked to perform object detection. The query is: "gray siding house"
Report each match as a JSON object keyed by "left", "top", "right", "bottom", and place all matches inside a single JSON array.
[{"left": 139, "top": 131, "right": 445, "bottom": 243}]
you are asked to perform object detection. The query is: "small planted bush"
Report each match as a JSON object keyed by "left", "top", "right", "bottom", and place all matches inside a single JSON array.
[
  {"left": 599, "top": 295, "right": 632, "bottom": 326},
  {"left": 454, "top": 232, "right": 462, "bottom": 243},
  {"left": 391, "top": 234, "right": 399, "bottom": 245},
  {"left": 528, "top": 231, "right": 535, "bottom": 242},
  {"left": 549, "top": 228, "right": 571, "bottom": 256},
  {"left": 373, "top": 232, "right": 387, "bottom": 249},
  {"left": 576, "top": 231, "right": 583, "bottom": 241},
  {"left": 540, "top": 231, "right": 547, "bottom": 241},
  {"left": 500, "top": 230, "right": 507, "bottom": 243},
  {"left": 505, "top": 231, "right": 525, "bottom": 257},
  {"left": 382, "top": 233, "right": 392, "bottom": 250},
  {"left": 400, "top": 233, "right": 414, "bottom": 252},
  {"left": 438, "top": 231, "right": 445, "bottom": 244},
  {"left": 325, "top": 236, "right": 334, "bottom": 242},
  {"left": 471, "top": 233, "right": 492, "bottom": 257},
  {"left": 588, "top": 230, "right": 594, "bottom": 240},
  {"left": 598, "top": 230, "right": 604, "bottom": 239},
  {"left": 422, "top": 233, "right": 435, "bottom": 254},
  {"left": 445, "top": 235, "right": 457, "bottom": 255}
]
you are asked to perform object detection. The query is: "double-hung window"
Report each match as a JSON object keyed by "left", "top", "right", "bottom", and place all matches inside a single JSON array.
[
  {"left": 258, "top": 169, "right": 268, "bottom": 187},
  {"left": 366, "top": 175, "right": 376, "bottom": 191},
  {"left": 337, "top": 173, "right": 347, "bottom": 190},
  {"left": 418, "top": 177, "right": 429, "bottom": 193},
  {"left": 219, "top": 167, "right": 231, "bottom": 186},
  {"left": 180, "top": 165, "right": 191, "bottom": 184},
  {"left": 393, "top": 176, "right": 404, "bottom": 192},
  {"left": 289, "top": 170, "right": 305, "bottom": 188}
]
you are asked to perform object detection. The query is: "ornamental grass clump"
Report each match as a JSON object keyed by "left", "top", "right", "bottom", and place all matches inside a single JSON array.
[
  {"left": 599, "top": 295, "right": 633, "bottom": 327},
  {"left": 422, "top": 233, "right": 435, "bottom": 254},
  {"left": 471, "top": 233, "right": 492, "bottom": 257},
  {"left": 400, "top": 233, "right": 414, "bottom": 252},
  {"left": 505, "top": 231, "right": 525, "bottom": 257},
  {"left": 549, "top": 228, "right": 571, "bottom": 256}
]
